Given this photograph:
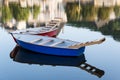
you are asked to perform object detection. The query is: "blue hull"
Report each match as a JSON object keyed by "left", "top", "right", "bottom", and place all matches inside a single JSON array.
[
  {"left": 16, "top": 39, "right": 85, "bottom": 56},
  {"left": 11, "top": 45, "right": 86, "bottom": 66}
]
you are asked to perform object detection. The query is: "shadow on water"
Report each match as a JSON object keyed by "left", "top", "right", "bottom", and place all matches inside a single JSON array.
[{"left": 10, "top": 45, "right": 105, "bottom": 78}]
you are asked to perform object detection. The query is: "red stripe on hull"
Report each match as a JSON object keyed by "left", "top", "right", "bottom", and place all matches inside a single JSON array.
[{"left": 34, "top": 29, "right": 58, "bottom": 37}]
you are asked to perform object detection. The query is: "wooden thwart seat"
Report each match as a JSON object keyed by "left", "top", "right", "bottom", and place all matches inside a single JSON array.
[
  {"left": 50, "top": 41, "right": 64, "bottom": 47},
  {"left": 47, "top": 24, "right": 56, "bottom": 26},
  {"left": 30, "top": 38, "right": 42, "bottom": 43},
  {"left": 39, "top": 39, "right": 54, "bottom": 45},
  {"left": 50, "top": 22, "right": 59, "bottom": 24},
  {"left": 51, "top": 20, "right": 60, "bottom": 22}
]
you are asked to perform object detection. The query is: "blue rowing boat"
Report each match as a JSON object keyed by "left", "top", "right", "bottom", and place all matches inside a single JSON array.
[
  {"left": 10, "top": 33, "right": 105, "bottom": 56},
  {"left": 10, "top": 45, "right": 86, "bottom": 66}
]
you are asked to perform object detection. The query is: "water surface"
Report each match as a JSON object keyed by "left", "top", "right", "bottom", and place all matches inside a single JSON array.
[{"left": 0, "top": 24, "right": 120, "bottom": 80}]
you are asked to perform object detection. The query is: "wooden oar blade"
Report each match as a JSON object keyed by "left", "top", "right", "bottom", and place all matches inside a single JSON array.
[{"left": 69, "top": 38, "right": 106, "bottom": 49}]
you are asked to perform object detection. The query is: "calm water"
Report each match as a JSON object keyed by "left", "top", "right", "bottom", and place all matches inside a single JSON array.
[{"left": 0, "top": 24, "right": 120, "bottom": 80}]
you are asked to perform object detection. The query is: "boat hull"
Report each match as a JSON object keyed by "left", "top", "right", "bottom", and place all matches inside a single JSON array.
[
  {"left": 16, "top": 39, "right": 85, "bottom": 57},
  {"left": 35, "top": 28, "right": 58, "bottom": 37},
  {"left": 10, "top": 45, "right": 86, "bottom": 66}
]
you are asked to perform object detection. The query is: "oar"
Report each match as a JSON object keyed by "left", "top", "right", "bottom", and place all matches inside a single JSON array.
[
  {"left": 48, "top": 23, "right": 59, "bottom": 31},
  {"left": 78, "top": 62, "right": 105, "bottom": 78},
  {"left": 69, "top": 38, "right": 105, "bottom": 49}
]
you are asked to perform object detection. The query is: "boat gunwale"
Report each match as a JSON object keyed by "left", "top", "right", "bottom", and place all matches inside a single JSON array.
[
  {"left": 16, "top": 37, "right": 80, "bottom": 50},
  {"left": 13, "top": 27, "right": 58, "bottom": 34}
]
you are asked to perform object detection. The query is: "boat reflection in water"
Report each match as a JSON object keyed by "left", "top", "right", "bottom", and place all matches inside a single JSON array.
[{"left": 10, "top": 45, "right": 105, "bottom": 78}]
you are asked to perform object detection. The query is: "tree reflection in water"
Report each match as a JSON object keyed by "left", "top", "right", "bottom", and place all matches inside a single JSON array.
[{"left": 65, "top": 2, "right": 120, "bottom": 42}]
